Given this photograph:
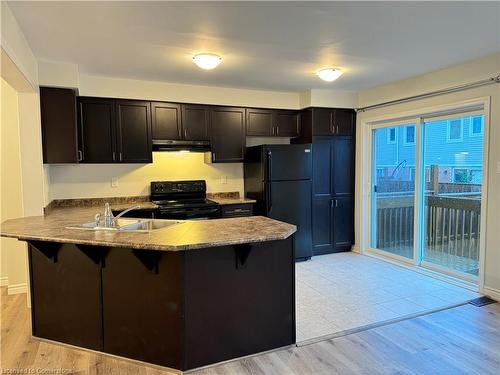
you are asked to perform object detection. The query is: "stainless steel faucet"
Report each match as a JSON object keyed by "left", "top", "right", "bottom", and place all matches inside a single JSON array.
[
  {"left": 113, "top": 205, "right": 142, "bottom": 221},
  {"left": 99, "top": 203, "right": 142, "bottom": 228}
]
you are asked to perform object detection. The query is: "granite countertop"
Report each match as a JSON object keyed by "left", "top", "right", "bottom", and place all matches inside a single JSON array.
[{"left": 0, "top": 205, "right": 295, "bottom": 252}]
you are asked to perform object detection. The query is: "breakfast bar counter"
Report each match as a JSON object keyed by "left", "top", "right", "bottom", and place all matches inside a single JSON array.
[{"left": 0, "top": 207, "right": 297, "bottom": 371}]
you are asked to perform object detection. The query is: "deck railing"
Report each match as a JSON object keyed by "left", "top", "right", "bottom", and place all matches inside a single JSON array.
[{"left": 375, "top": 193, "right": 481, "bottom": 274}]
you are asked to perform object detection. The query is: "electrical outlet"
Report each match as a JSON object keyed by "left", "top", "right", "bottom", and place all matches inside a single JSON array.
[
  {"left": 111, "top": 177, "right": 119, "bottom": 187},
  {"left": 220, "top": 176, "right": 227, "bottom": 184}
]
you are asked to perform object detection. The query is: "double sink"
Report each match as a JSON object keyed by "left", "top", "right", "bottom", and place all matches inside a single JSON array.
[{"left": 67, "top": 218, "right": 182, "bottom": 233}]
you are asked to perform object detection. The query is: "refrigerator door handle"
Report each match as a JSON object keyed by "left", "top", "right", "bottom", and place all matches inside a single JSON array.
[{"left": 267, "top": 150, "right": 273, "bottom": 213}]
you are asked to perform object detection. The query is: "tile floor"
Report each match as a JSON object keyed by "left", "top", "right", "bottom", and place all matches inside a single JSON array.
[{"left": 295, "top": 252, "right": 480, "bottom": 343}]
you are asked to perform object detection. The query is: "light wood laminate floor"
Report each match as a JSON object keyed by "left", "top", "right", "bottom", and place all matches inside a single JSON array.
[{"left": 1, "top": 287, "right": 499, "bottom": 374}]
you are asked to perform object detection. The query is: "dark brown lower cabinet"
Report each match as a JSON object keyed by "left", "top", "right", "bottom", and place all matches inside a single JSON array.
[
  {"left": 28, "top": 238, "right": 295, "bottom": 371},
  {"left": 29, "top": 242, "right": 103, "bottom": 350},
  {"left": 312, "top": 195, "right": 354, "bottom": 255}
]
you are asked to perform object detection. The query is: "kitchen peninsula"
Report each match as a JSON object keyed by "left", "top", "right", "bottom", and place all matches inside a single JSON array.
[{"left": 0, "top": 205, "right": 296, "bottom": 371}]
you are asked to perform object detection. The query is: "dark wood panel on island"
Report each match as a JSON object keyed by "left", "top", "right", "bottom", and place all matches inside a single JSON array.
[{"left": 27, "top": 237, "right": 295, "bottom": 371}]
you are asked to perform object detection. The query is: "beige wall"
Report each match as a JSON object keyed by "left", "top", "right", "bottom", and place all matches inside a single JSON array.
[
  {"left": 355, "top": 53, "right": 500, "bottom": 295},
  {"left": 0, "top": 78, "right": 27, "bottom": 289},
  {"left": 49, "top": 152, "right": 244, "bottom": 199}
]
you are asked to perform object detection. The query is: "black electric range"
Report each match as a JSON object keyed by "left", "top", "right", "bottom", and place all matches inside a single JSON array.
[{"left": 151, "top": 180, "right": 221, "bottom": 220}]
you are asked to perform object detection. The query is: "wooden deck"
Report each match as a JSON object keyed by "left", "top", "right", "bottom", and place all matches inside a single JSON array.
[{"left": 1, "top": 287, "right": 499, "bottom": 374}]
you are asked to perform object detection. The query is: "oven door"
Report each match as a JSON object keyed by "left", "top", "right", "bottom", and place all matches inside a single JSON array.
[{"left": 157, "top": 206, "right": 221, "bottom": 220}]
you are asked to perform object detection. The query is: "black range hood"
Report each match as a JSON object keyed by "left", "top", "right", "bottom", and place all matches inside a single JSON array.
[{"left": 152, "top": 140, "right": 211, "bottom": 152}]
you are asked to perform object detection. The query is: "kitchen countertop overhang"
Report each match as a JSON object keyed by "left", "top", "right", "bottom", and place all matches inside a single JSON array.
[{"left": 0, "top": 205, "right": 295, "bottom": 252}]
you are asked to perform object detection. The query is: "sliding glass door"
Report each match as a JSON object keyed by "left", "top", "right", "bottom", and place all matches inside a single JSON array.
[
  {"left": 371, "top": 122, "right": 417, "bottom": 260},
  {"left": 369, "top": 109, "right": 485, "bottom": 281},
  {"left": 422, "top": 113, "right": 484, "bottom": 277}
]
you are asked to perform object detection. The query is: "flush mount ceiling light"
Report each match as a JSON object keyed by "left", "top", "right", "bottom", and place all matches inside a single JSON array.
[
  {"left": 317, "top": 68, "right": 343, "bottom": 82},
  {"left": 192, "top": 53, "right": 222, "bottom": 70}
]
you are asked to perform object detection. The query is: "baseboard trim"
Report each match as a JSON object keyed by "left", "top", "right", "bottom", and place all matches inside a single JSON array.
[
  {"left": 0, "top": 277, "right": 8, "bottom": 287},
  {"left": 481, "top": 287, "right": 500, "bottom": 301},
  {"left": 8, "top": 282, "right": 27, "bottom": 295}
]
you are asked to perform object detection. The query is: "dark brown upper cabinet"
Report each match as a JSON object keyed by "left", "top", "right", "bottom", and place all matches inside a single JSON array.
[
  {"left": 246, "top": 108, "right": 300, "bottom": 137},
  {"left": 78, "top": 97, "right": 152, "bottom": 164},
  {"left": 151, "top": 102, "right": 181, "bottom": 140},
  {"left": 78, "top": 97, "right": 116, "bottom": 163},
  {"left": 115, "top": 100, "right": 152, "bottom": 163},
  {"left": 292, "top": 107, "right": 356, "bottom": 143},
  {"left": 312, "top": 108, "right": 355, "bottom": 136},
  {"left": 181, "top": 104, "right": 210, "bottom": 141},
  {"left": 40, "top": 87, "right": 79, "bottom": 163},
  {"left": 208, "top": 107, "right": 245, "bottom": 163},
  {"left": 275, "top": 110, "right": 300, "bottom": 137},
  {"left": 246, "top": 108, "right": 273, "bottom": 136}
]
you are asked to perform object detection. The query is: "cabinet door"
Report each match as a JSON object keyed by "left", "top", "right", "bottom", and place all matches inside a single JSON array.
[
  {"left": 78, "top": 97, "right": 116, "bottom": 163},
  {"left": 115, "top": 100, "right": 152, "bottom": 163},
  {"left": 151, "top": 102, "right": 181, "bottom": 140},
  {"left": 331, "top": 137, "right": 354, "bottom": 195},
  {"left": 209, "top": 107, "right": 245, "bottom": 163},
  {"left": 312, "top": 108, "right": 333, "bottom": 135},
  {"left": 40, "top": 87, "right": 79, "bottom": 163},
  {"left": 312, "top": 197, "right": 333, "bottom": 255},
  {"left": 332, "top": 196, "right": 354, "bottom": 250},
  {"left": 29, "top": 242, "right": 103, "bottom": 350},
  {"left": 275, "top": 110, "right": 300, "bottom": 137},
  {"left": 181, "top": 104, "right": 210, "bottom": 140},
  {"left": 246, "top": 108, "right": 273, "bottom": 136},
  {"left": 312, "top": 137, "right": 332, "bottom": 197},
  {"left": 333, "top": 109, "right": 355, "bottom": 136}
]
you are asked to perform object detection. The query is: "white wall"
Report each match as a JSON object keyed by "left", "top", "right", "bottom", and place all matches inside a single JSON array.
[
  {"left": 355, "top": 53, "right": 500, "bottom": 296},
  {"left": 0, "top": 2, "right": 38, "bottom": 88},
  {"left": 0, "top": 78, "right": 28, "bottom": 291}
]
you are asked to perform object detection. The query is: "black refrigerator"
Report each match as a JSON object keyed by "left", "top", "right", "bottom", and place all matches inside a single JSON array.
[{"left": 244, "top": 144, "right": 313, "bottom": 260}]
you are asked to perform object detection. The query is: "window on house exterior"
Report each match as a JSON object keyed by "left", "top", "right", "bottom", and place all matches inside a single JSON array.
[
  {"left": 447, "top": 119, "right": 463, "bottom": 142},
  {"left": 409, "top": 167, "right": 416, "bottom": 181},
  {"left": 387, "top": 127, "right": 397, "bottom": 144},
  {"left": 377, "top": 168, "right": 384, "bottom": 178},
  {"left": 453, "top": 168, "right": 470, "bottom": 183},
  {"left": 425, "top": 167, "right": 431, "bottom": 183},
  {"left": 469, "top": 116, "right": 483, "bottom": 137},
  {"left": 404, "top": 125, "right": 415, "bottom": 145}
]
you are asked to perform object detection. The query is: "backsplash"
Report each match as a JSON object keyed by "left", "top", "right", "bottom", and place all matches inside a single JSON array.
[{"left": 47, "top": 152, "right": 244, "bottom": 200}]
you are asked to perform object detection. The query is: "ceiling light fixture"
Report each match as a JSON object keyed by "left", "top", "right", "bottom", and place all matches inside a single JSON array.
[
  {"left": 192, "top": 53, "right": 222, "bottom": 70},
  {"left": 317, "top": 68, "right": 343, "bottom": 82}
]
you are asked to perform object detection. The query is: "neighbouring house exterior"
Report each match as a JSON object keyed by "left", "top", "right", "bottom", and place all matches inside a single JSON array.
[{"left": 374, "top": 114, "right": 484, "bottom": 188}]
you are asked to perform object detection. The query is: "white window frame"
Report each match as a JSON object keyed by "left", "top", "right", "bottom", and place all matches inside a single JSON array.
[
  {"left": 403, "top": 125, "right": 416, "bottom": 145},
  {"left": 387, "top": 127, "right": 397, "bottom": 144},
  {"left": 446, "top": 118, "right": 464, "bottom": 143},
  {"left": 359, "top": 96, "right": 490, "bottom": 292},
  {"left": 469, "top": 115, "right": 484, "bottom": 137}
]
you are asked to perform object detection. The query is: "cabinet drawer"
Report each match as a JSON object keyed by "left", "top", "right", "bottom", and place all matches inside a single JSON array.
[{"left": 221, "top": 204, "right": 254, "bottom": 218}]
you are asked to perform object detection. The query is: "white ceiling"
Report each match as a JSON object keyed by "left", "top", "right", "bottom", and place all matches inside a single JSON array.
[{"left": 7, "top": 1, "right": 500, "bottom": 92}]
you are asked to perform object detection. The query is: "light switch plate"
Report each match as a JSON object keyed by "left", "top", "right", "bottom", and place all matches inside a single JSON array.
[
  {"left": 111, "top": 177, "right": 119, "bottom": 187},
  {"left": 220, "top": 176, "right": 227, "bottom": 184}
]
